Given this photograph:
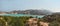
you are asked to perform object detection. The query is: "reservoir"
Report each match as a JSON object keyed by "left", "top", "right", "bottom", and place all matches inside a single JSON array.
[{"left": 0, "top": 14, "right": 45, "bottom": 18}]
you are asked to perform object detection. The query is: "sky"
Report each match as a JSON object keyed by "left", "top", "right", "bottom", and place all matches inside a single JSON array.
[{"left": 0, "top": 0, "right": 60, "bottom": 12}]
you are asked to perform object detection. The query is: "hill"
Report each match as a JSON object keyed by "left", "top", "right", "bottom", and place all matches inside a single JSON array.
[{"left": 9, "top": 10, "right": 52, "bottom": 15}]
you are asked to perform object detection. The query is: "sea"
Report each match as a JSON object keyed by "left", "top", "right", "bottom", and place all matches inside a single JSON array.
[{"left": 0, "top": 14, "right": 45, "bottom": 18}]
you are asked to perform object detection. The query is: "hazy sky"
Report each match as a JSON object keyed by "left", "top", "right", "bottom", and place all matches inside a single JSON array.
[{"left": 0, "top": 0, "right": 60, "bottom": 12}]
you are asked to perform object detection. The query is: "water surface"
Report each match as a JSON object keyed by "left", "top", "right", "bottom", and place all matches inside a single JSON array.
[{"left": 0, "top": 14, "right": 45, "bottom": 18}]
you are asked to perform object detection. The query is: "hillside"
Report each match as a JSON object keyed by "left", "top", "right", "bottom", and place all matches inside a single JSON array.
[
  {"left": 9, "top": 10, "right": 52, "bottom": 15},
  {"left": 0, "top": 10, "right": 52, "bottom": 15}
]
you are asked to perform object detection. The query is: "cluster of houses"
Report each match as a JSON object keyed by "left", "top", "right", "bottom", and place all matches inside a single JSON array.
[{"left": 25, "top": 18, "right": 49, "bottom": 26}]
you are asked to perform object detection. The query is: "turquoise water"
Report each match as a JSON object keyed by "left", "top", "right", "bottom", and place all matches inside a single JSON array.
[{"left": 0, "top": 14, "right": 45, "bottom": 18}]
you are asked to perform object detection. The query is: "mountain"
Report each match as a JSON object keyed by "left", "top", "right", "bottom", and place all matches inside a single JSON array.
[{"left": 9, "top": 10, "right": 52, "bottom": 15}]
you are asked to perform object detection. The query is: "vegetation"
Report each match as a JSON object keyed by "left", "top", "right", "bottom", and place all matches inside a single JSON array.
[
  {"left": 0, "top": 16, "right": 33, "bottom": 26},
  {"left": 41, "top": 13, "right": 60, "bottom": 26},
  {"left": 0, "top": 13, "right": 60, "bottom": 26}
]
